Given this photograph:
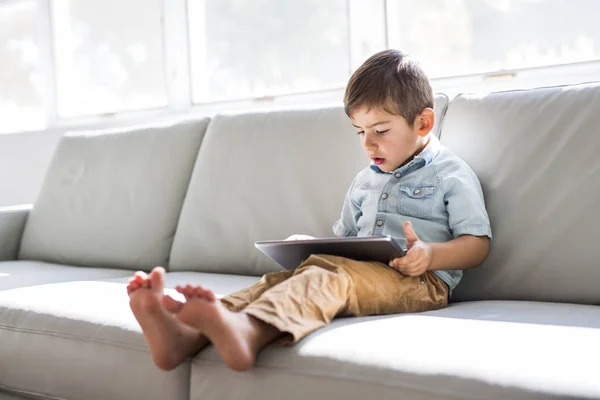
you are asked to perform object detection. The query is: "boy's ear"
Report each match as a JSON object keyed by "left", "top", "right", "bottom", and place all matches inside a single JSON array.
[{"left": 417, "top": 108, "right": 435, "bottom": 137}]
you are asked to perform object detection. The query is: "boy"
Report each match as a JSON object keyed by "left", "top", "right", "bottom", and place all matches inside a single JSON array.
[{"left": 126, "top": 49, "right": 491, "bottom": 372}]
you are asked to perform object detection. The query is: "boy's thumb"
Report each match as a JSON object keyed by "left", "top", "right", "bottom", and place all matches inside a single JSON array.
[{"left": 404, "top": 221, "right": 420, "bottom": 243}]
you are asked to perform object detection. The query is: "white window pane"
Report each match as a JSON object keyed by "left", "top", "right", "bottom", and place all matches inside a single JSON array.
[
  {"left": 387, "top": 0, "right": 600, "bottom": 78},
  {"left": 188, "top": 0, "right": 351, "bottom": 103},
  {"left": 52, "top": 0, "right": 167, "bottom": 117},
  {"left": 0, "top": 0, "right": 44, "bottom": 133}
]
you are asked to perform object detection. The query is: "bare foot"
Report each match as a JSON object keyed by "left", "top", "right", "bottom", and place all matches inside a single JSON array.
[
  {"left": 127, "top": 267, "right": 209, "bottom": 370},
  {"left": 174, "top": 287, "right": 282, "bottom": 371},
  {"left": 161, "top": 283, "right": 216, "bottom": 313}
]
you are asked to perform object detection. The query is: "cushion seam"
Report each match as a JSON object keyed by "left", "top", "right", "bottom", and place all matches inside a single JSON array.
[
  {"left": 0, "top": 383, "right": 67, "bottom": 400},
  {"left": 0, "top": 323, "right": 148, "bottom": 353}
]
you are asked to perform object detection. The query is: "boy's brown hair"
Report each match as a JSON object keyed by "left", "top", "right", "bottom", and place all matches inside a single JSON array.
[{"left": 344, "top": 49, "right": 434, "bottom": 125}]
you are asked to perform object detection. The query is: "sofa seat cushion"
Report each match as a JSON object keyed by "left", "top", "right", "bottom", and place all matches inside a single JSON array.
[
  {"left": 191, "top": 300, "right": 600, "bottom": 400},
  {"left": 0, "top": 270, "right": 257, "bottom": 400},
  {"left": 0, "top": 260, "right": 132, "bottom": 291}
]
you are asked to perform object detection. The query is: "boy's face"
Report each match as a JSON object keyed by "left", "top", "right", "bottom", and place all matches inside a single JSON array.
[{"left": 350, "top": 107, "right": 434, "bottom": 172}]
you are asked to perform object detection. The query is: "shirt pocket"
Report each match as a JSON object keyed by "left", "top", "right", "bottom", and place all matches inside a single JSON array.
[{"left": 396, "top": 185, "right": 436, "bottom": 219}]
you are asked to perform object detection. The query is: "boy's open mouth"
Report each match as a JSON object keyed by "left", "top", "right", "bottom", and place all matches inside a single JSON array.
[{"left": 372, "top": 157, "right": 385, "bottom": 165}]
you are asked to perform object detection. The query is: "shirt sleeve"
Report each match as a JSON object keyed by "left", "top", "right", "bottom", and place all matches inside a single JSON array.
[
  {"left": 443, "top": 165, "right": 492, "bottom": 239},
  {"left": 333, "top": 178, "right": 361, "bottom": 237}
]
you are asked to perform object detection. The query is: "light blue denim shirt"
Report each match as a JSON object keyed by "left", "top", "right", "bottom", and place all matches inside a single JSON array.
[{"left": 333, "top": 135, "right": 491, "bottom": 294}]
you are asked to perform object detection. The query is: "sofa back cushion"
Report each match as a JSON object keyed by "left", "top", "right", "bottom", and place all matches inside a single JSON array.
[
  {"left": 19, "top": 119, "right": 209, "bottom": 270},
  {"left": 441, "top": 83, "right": 600, "bottom": 305},
  {"left": 170, "top": 95, "right": 449, "bottom": 275},
  {"left": 432, "top": 94, "right": 449, "bottom": 138}
]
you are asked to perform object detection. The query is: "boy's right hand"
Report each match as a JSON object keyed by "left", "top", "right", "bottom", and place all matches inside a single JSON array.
[{"left": 284, "top": 234, "right": 315, "bottom": 241}]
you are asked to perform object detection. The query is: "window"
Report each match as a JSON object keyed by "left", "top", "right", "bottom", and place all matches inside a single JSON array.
[
  {"left": 386, "top": 0, "right": 600, "bottom": 79},
  {"left": 188, "top": 0, "right": 351, "bottom": 103},
  {"left": 0, "top": 0, "right": 44, "bottom": 133},
  {"left": 3, "top": 0, "right": 600, "bottom": 134},
  {"left": 51, "top": 0, "right": 167, "bottom": 117}
]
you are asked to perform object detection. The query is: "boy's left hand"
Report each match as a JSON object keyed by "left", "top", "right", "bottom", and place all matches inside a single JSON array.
[{"left": 389, "top": 221, "right": 432, "bottom": 276}]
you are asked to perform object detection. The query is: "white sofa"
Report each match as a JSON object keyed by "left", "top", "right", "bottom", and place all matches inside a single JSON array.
[{"left": 0, "top": 83, "right": 599, "bottom": 400}]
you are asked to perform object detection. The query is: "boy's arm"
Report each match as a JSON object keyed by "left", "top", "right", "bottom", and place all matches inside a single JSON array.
[
  {"left": 391, "top": 163, "right": 492, "bottom": 276},
  {"left": 426, "top": 160, "right": 492, "bottom": 270},
  {"left": 390, "top": 221, "right": 489, "bottom": 276},
  {"left": 428, "top": 234, "right": 490, "bottom": 271}
]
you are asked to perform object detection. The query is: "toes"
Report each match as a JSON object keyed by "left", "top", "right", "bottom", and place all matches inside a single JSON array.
[
  {"left": 175, "top": 284, "right": 217, "bottom": 301},
  {"left": 130, "top": 268, "right": 164, "bottom": 293},
  {"left": 148, "top": 267, "right": 166, "bottom": 293},
  {"left": 205, "top": 289, "right": 216, "bottom": 302},
  {"left": 133, "top": 271, "right": 148, "bottom": 283},
  {"left": 131, "top": 272, "right": 150, "bottom": 289},
  {"left": 176, "top": 285, "right": 194, "bottom": 299},
  {"left": 182, "top": 285, "right": 195, "bottom": 299},
  {"left": 196, "top": 286, "right": 216, "bottom": 301},
  {"left": 127, "top": 281, "right": 142, "bottom": 295},
  {"left": 162, "top": 294, "right": 184, "bottom": 313}
]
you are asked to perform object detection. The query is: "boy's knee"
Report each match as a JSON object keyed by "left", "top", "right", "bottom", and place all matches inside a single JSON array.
[
  {"left": 294, "top": 262, "right": 340, "bottom": 276},
  {"left": 293, "top": 264, "right": 352, "bottom": 301},
  {"left": 295, "top": 254, "right": 349, "bottom": 273},
  {"left": 261, "top": 270, "right": 294, "bottom": 285},
  {"left": 293, "top": 264, "right": 350, "bottom": 289}
]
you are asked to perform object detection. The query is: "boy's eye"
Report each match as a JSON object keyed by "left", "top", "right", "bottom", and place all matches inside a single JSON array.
[
  {"left": 375, "top": 129, "right": 389, "bottom": 135},
  {"left": 356, "top": 131, "right": 365, "bottom": 136}
]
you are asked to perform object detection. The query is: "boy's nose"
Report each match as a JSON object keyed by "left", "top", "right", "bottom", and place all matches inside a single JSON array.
[{"left": 364, "top": 136, "right": 377, "bottom": 150}]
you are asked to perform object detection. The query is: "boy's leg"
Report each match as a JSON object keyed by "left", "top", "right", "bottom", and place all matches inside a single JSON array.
[
  {"left": 172, "top": 255, "right": 447, "bottom": 370},
  {"left": 128, "top": 268, "right": 292, "bottom": 371},
  {"left": 241, "top": 254, "right": 449, "bottom": 344},
  {"left": 219, "top": 270, "right": 294, "bottom": 312}
]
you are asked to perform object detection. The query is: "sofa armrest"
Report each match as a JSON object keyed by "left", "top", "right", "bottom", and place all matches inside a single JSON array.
[{"left": 0, "top": 204, "right": 32, "bottom": 261}]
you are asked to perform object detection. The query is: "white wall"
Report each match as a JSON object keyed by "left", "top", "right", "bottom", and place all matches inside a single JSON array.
[{"left": 0, "top": 129, "right": 62, "bottom": 207}]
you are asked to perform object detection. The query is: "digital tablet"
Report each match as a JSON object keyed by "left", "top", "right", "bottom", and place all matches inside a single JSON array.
[{"left": 255, "top": 236, "right": 406, "bottom": 270}]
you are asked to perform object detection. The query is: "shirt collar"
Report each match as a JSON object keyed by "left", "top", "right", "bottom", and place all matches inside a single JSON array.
[{"left": 369, "top": 134, "right": 441, "bottom": 174}]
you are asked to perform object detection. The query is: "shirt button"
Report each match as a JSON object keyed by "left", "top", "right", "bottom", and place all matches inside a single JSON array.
[
  {"left": 395, "top": 173, "right": 401, "bottom": 178},
  {"left": 381, "top": 193, "right": 388, "bottom": 199},
  {"left": 414, "top": 189, "right": 421, "bottom": 195},
  {"left": 376, "top": 220, "right": 383, "bottom": 226}
]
